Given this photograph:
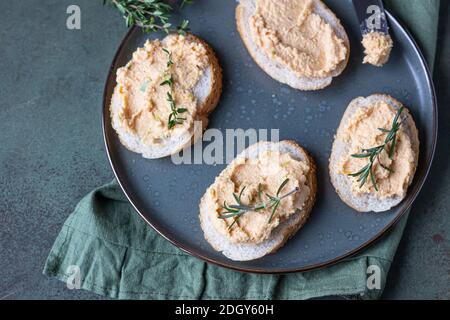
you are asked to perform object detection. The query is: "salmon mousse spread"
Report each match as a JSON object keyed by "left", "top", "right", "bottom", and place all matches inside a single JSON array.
[
  {"left": 248, "top": 0, "right": 348, "bottom": 78},
  {"left": 338, "top": 101, "right": 415, "bottom": 198},
  {"left": 113, "top": 35, "right": 209, "bottom": 146},
  {"left": 202, "top": 151, "right": 311, "bottom": 244},
  {"left": 362, "top": 31, "right": 393, "bottom": 67}
]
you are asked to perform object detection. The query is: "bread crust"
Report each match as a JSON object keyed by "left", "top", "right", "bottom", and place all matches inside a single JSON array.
[
  {"left": 199, "top": 140, "right": 317, "bottom": 261},
  {"left": 329, "top": 94, "right": 420, "bottom": 212},
  {"left": 236, "top": 0, "right": 350, "bottom": 91},
  {"left": 110, "top": 33, "right": 222, "bottom": 159}
]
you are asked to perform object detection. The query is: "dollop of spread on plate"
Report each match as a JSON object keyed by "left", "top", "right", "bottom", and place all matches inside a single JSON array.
[
  {"left": 115, "top": 35, "right": 209, "bottom": 145},
  {"left": 339, "top": 101, "right": 415, "bottom": 198},
  {"left": 249, "top": 0, "right": 347, "bottom": 78},
  {"left": 205, "top": 151, "right": 311, "bottom": 244},
  {"left": 362, "top": 31, "right": 393, "bottom": 67}
]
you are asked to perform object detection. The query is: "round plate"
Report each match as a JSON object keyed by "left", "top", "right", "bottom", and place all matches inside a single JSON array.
[{"left": 102, "top": 0, "right": 437, "bottom": 273}]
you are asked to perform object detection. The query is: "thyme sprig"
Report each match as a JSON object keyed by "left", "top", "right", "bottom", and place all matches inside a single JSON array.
[
  {"left": 160, "top": 48, "right": 187, "bottom": 129},
  {"left": 104, "top": 0, "right": 191, "bottom": 34},
  {"left": 348, "top": 107, "right": 404, "bottom": 191},
  {"left": 166, "top": 93, "right": 187, "bottom": 129},
  {"left": 219, "top": 179, "right": 299, "bottom": 230}
]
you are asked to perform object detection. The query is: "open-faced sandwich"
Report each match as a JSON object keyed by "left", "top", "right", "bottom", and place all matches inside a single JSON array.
[
  {"left": 110, "top": 33, "right": 222, "bottom": 159},
  {"left": 236, "top": 0, "right": 350, "bottom": 90},
  {"left": 329, "top": 94, "right": 420, "bottom": 212},
  {"left": 199, "top": 140, "right": 317, "bottom": 261}
]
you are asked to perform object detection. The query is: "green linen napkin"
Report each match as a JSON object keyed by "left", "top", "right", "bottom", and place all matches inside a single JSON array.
[{"left": 43, "top": 0, "right": 440, "bottom": 300}]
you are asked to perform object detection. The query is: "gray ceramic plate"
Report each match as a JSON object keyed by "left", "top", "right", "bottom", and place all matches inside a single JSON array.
[{"left": 102, "top": 0, "right": 437, "bottom": 273}]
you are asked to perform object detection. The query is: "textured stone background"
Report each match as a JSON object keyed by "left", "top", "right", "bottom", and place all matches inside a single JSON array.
[{"left": 0, "top": 0, "right": 448, "bottom": 299}]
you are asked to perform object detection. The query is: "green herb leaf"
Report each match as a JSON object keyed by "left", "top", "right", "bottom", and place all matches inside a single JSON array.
[
  {"left": 351, "top": 153, "right": 372, "bottom": 158},
  {"left": 104, "top": 0, "right": 193, "bottom": 34},
  {"left": 370, "top": 169, "right": 378, "bottom": 191},
  {"left": 268, "top": 201, "right": 280, "bottom": 223},
  {"left": 160, "top": 75, "right": 174, "bottom": 87},
  {"left": 257, "top": 183, "right": 263, "bottom": 203},
  {"left": 389, "top": 134, "right": 397, "bottom": 159},
  {"left": 177, "top": 19, "right": 190, "bottom": 35},
  {"left": 160, "top": 48, "right": 187, "bottom": 129},
  {"left": 348, "top": 107, "right": 403, "bottom": 190},
  {"left": 276, "top": 178, "right": 289, "bottom": 197},
  {"left": 219, "top": 181, "right": 299, "bottom": 229}
]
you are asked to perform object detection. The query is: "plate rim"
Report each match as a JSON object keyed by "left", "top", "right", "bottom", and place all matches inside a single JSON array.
[{"left": 102, "top": 9, "right": 438, "bottom": 274}]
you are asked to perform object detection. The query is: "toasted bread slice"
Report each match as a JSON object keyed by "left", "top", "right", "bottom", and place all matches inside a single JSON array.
[
  {"left": 199, "top": 140, "right": 317, "bottom": 261},
  {"left": 236, "top": 0, "right": 350, "bottom": 91},
  {"left": 110, "top": 33, "right": 222, "bottom": 159},
  {"left": 329, "top": 94, "right": 420, "bottom": 212}
]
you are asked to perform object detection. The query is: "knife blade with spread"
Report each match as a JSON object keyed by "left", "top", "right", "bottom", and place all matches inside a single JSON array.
[{"left": 352, "top": 0, "right": 394, "bottom": 67}]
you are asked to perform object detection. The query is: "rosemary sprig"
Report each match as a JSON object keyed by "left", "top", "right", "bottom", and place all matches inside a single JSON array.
[
  {"left": 348, "top": 107, "right": 404, "bottom": 191},
  {"left": 104, "top": 0, "right": 191, "bottom": 34},
  {"left": 266, "top": 178, "right": 299, "bottom": 223},
  {"left": 219, "top": 178, "right": 299, "bottom": 230},
  {"left": 160, "top": 48, "right": 187, "bottom": 129}
]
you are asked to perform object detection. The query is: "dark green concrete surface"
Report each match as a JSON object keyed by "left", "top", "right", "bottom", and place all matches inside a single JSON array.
[{"left": 0, "top": 0, "right": 448, "bottom": 299}]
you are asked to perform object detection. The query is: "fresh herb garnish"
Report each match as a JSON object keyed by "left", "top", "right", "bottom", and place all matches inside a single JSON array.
[
  {"left": 160, "top": 75, "right": 174, "bottom": 87},
  {"left": 166, "top": 92, "right": 187, "bottom": 129},
  {"left": 160, "top": 48, "right": 187, "bottom": 129},
  {"left": 104, "top": 0, "right": 191, "bottom": 34},
  {"left": 162, "top": 48, "right": 174, "bottom": 67},
  {"left": 266, "top": 178, "right": 299, "bottom": 223},
  {"left": 219, "top": 178, "right": 299, "bottom": 230},
  {"left": 176, "top": 19, "right": 190, "bottom": 36},
  {"left": 348, "top": 107, "right": 404, "bottom": 191}
]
